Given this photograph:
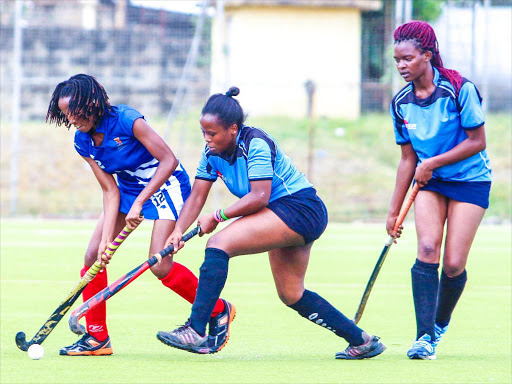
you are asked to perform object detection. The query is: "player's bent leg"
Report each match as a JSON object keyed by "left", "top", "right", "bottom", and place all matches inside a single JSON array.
[
  {"left": 60, "top": 334, "right": 113, "bottom": 356},
  {"left": 269, "top": 247, "right": 386, "bottom": 360}
]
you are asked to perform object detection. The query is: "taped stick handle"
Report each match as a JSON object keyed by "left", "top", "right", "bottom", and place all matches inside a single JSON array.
[{"left": 82, "top": 225, "right": 134, "bottom": 282}]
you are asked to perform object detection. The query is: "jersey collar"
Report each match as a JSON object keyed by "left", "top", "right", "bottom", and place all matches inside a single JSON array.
[{"left": 433, "top": 67, "right": 440, "bottom": 86}]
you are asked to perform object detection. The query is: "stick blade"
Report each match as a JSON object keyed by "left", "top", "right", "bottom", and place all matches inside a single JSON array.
[
  {"left": 68, "top": 316, "right": 86, "bottom": 335},
  {"left": 15, "top": 331, "right": 29, "bottom": 351}
]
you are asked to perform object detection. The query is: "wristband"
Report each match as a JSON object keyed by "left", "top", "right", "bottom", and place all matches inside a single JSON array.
[
  {"left": 213, "top": 209, "right": 223, "bottom": 223},
  {"left": 220, "top": 208, "right": 229, "bottom": 221}
]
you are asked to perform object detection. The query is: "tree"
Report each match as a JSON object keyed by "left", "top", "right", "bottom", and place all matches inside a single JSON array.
[{"left": 413, "top": 0, "right": 444, "bottom": 22}]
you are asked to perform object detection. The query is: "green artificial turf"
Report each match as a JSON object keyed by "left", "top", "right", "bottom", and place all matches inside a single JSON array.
[{"left": 1, "top": 219, "right": 511, "bottom": 383}]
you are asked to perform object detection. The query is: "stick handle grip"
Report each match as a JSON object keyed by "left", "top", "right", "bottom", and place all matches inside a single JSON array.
[
  {"left": 82, "top": 225, "right": 134, "bottom": 282},
  {"left": 393, "top": 183, "right": 420, "bottom": 232}
]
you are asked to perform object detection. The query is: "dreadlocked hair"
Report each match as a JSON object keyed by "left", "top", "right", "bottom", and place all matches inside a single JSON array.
[
  {"left": 393, "top": 20, "right": 462, "bottom": 94},
  {"left": 46, "top": 74, "right": 112, "bottom": 129}
]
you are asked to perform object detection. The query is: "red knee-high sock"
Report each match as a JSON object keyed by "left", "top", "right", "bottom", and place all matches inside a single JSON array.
[
  {"left": 159, "top": 262, "right": 225, "bottom": 317},
  {"left": 80, "top": 265, "right": 109, "bottom": 341}
]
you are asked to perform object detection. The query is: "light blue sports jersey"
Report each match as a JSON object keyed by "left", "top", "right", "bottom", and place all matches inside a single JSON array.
[
  {"left": 74, "top": 105, "right": 190, "bottom": 219},
  {"left": 390, "top": 67, "right": 491, "bottom": 182},
  {"left": 195, "top": 125, "right": 312, "bottom": 202}
]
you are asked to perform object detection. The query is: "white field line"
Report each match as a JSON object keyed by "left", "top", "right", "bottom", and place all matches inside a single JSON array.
[{"left": 1, "top": 279, "right": 510, "bottom": 290}]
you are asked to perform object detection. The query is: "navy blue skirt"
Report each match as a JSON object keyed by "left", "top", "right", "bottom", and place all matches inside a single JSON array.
[
  {"left": 267, "top": 188, "right": 328, "bottom": 244},
  {"left": 421, "top": 179, "right": 491, "bottom": 209}
]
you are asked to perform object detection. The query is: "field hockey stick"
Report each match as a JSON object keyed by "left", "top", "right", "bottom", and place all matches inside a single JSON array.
[
  {"left": 15, "top": 225, "right": 135, "bottom": 351},
  {"left": 353, "top": 183, "right": 420, "bottom": 325},
  {"left": 68, "top": 226, "right": 201, "bottom": 335}
]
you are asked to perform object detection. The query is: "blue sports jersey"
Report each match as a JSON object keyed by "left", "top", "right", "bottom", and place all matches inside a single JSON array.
[
  {"left": 74, "top": 105, "right": 190, "bottom": 220},
  {"left": 195, "top": 125, "right": 312, "bottom": 202},
  {"left": 390, "top": 67, "right": 491, "bottom": 182}
]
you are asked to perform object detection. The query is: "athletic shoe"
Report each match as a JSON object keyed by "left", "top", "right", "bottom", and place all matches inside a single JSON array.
[
  {"left": 157, "top": 320, "right": 210, "bottom": 354},
  {"left": 433, "top": 323, "right": 448, "bottom": 348},
  {"left": 335, "top": 333, "right": 386, "bottom": 360},
  {"left": 208, "top": 299, "right": 236, "bottom": 353},
  {"left": 407, "top": 334, "right": 437, "bottom": 360},
  {"left": 59, "top": 333, "right": 113, "bottom": 356}
]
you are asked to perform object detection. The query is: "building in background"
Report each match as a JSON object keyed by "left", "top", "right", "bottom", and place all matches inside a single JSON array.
[
  {"left": 211, "top": 0, "right": 382, "bottom": 119},
  {"left": 433, "top": 2, "right": 512, "bottom": 111},
  {"left": 0, "top": 0, "right": 209, "bottom": 120}
]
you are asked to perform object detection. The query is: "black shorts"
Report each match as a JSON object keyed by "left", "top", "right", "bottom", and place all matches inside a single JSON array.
[
  {"left": 267, "top": 188, "right": 328, "bottom": 244},
  {"left": 421, "top": 179, "right": 491, "bottom": 209}
]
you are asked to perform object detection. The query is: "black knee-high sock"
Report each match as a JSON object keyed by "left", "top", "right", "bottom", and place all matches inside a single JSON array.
[
  {"left": 411, "top": 259, "right": 439, "bottom": 340},
  {"left": 288, "top": 289, "right": 365, "bottom": 346},
  {"left": 435, "top": 269, "right": 467, "bottom": 327},
  {"left": 190, "top": 248, "right": 229, "bottom": 336}
]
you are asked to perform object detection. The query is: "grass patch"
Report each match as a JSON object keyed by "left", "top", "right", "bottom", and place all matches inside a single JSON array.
[{"left": 1, "top": 112, "right": 510, "bottom": 221}]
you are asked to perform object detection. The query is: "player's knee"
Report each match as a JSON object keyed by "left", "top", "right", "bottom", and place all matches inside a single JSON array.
[
  {"left": 443, "top": 262, "right": 465, "bottom": 278},
  {"left": 205, "top": 235, "right": 229, "bottom": 253},
  {"left": 150, "top": 258, "right": 173, "bottom": 279},
  {"left": 276, "top": 288, "right": 303, "bottom": 306},
  {"left": 417, "top": 241, "right": 440, "bottom": 261}
]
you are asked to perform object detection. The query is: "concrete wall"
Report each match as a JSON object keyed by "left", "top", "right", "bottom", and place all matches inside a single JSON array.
[
  {"left": 211, "top": 6, "right": 362, "bottom": 119},
  {"left": 0, "top": 5, "right": 211, "bottom": 121}
]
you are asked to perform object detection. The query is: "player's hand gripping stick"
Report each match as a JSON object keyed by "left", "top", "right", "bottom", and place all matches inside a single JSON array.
[{"left": 68, "top": 226, "right": 201, "bottom": 335}]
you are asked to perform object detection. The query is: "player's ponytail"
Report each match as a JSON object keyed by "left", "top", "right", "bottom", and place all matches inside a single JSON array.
[
  {"left": 202, "top": 86, "right": 246, "bottom": 130},
  {"left": 393, "top": 21, "right": 463, "bottom": 95}
]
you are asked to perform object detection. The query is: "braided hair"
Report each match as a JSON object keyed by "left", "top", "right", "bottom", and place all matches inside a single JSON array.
[
  {"left": 46, "top": 74, "right": 112, "bottom": 129},
  {"left": 394, "top": 21, "right": 462, "bottom": 94},
  {"left": 201, "top": 86, "right": 246, "bottom": 130}
]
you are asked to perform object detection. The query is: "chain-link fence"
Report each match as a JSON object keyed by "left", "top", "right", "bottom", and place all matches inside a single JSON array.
[{"left": 1, "top": 0, "right": 510, "bottom": 221}]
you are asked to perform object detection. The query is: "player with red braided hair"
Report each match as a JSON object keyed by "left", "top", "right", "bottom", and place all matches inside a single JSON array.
[
  {"left": 387, "top": 21, "right": 492, "bottom": 360},
  {"left": 393, "top": 20, "right": 463, "bottom": 93}
]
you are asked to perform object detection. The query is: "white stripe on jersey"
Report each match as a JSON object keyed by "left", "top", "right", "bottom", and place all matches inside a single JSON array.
[
  {"left": 122, "top": 158, "right": 159, "bottom": 184},
  {"left": 153, "top": 175, "right": 186, "bottom": 220}
]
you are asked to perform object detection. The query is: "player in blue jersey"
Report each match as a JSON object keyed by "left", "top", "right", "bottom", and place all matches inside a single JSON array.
[
  {"left": 387, "top": 21, "right": 492, "bottom": 360},
  {"left": 155, "top": 87, "right": 386, "bottom": 359},
  {"left": 46, "top": 74, "right": 231, "bottom": 356}
]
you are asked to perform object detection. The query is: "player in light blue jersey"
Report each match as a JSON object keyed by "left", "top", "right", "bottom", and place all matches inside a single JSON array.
[
  {"left": 46, "top": 74, "right": 230, "bottom": 356},
  {"left": 156, "top": 87, "right": 386, "bottom": 359},
  {"left": 388, "top": 21, "right": 492, "bottom": 360}
]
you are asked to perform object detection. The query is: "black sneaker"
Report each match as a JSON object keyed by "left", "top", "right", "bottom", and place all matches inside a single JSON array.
[
  {"left": 208, "top": 299, "right": 236, "bottom": 353},
  {"left": 59, "top": 333, "right": 113, "bottom": 356},
  {"left": 335, "top": 333, "right": 386, "bottom": 360},
  {"left": 157, "top": 320, "right": 210, "bottom": 354}
]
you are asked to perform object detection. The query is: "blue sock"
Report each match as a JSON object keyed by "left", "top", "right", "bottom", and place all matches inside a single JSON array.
[
  {"left": 411, "top": 259, "right": 439, "bottom": 340},
  {"left": 288, "top": 289, "right": 365, "bottom": 346},
  {"left": 435, "top": 269, "right": 467, "bottom": 327},
  {"left": 189, "top": 248, "right": 229, "bottom": 336}
]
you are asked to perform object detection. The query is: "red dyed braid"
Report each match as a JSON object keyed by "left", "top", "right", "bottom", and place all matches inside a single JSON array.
[{"left": 394, "top": 20, "right": 463, "bottom": 94}]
